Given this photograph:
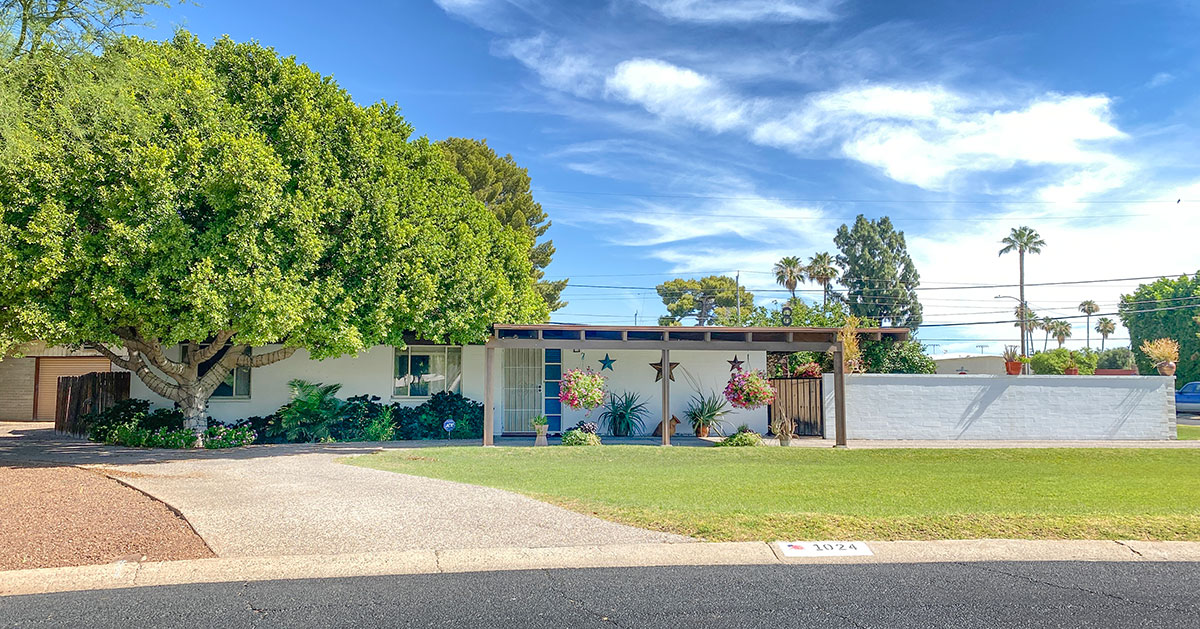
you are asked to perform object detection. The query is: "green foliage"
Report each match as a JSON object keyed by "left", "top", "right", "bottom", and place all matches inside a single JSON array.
[
  {"left": 83, "top": 398, "right": 184, "bottom": 443},
  {"left": 337, "top": 395, "right": 396, "bottom": 442},
  {"left": 2, "top": 0, "right": 171, "bottom": 59},
  {"left": 1029, "top": 348, "right": 1098, "bottom": 375},
  {"left": 395, "top": 392, "right": 484, "bottom": 440},
  {"left": 739, "top": 298, "right": 870, "bottom": 328},
  {"left": 105, "top": 424, "right": 198, "bottom": 448},
  {"left": 683, "top": 390, "right": 729, "bottom": 435},
  {"left": 598, "top": 391, "right": 649, "bottom": 437},
  {"left": 560, "top": 428, "right": 602, "bottom": 446},
  {"left": 833, "top": 215, "right": 922, "bottom": 328},
  {"left": 1096, "top": 348, "right": 1136, "bottom": 370},
  {"left": 656, "top": 276, "right": 754, "bottom": 326},
  {"left": 437, "top": 137, "right": 564, "bottom": 312},
  {"left": 714, "top": 431, "right": 764, "bottom": 447},
  {"left": 1119, "top": 274, "right": 1200, "bottom": 388},
  {"left": 271, "top": 380, "right": 345, "bottom": 443},
  {"left": 861, "top": 339, "right": 936, "bottom": 374},
  {"left": 0, "top": 33, "right": 545, "bottom": 411},
  {"left": 806, "top": 252, "right": 839, "bottom": 304},
  {"left": 530, "top": 414, "right": 549, "bottom": 427},
  {"left": 202, "top": 424, "right": 257, "bottom": 449},
  {"left": 773, "top": 256, "right": 806, "bottom": 299}
]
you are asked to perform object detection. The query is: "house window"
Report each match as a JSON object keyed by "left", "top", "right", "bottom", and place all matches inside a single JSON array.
[
  {"left": 196, "top": 345, "right": 251, "bottom": 399},
  {"left": 394, "top": 346, "right": 462, "bottom": 397}
]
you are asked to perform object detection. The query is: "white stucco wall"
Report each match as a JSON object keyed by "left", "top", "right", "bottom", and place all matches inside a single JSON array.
[
  {"left": 546, "top": 348, "right": 767, "bottom": 437},
  {"left": 822, "top": 374, "right": 1176, "bottom": 441}
]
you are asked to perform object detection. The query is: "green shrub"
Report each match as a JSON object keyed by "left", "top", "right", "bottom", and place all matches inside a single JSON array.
[
  {"left": 1097, "top": 347, "right": 1136, "bottom": 370},
  {"left": 105, "top": 423, "right": 198, "bottom": 448},
  {"left": 398, "top": 392, "right": 484, "bottom": 440},
  {"left": 1030, "top": 348, "right": 1099, "bottom": 375},
  {"left": 203, "top": 425, "right": 257, "bottom": 449},
  {"left": 84, "top": 399, "right": 185, "bottom": 444},
  {"left": 336, "top": 395, "right": 395, "bottom": 442},
  {"left": 862, "top": 339, "right": 936, "bottom": 374},
  {"left": 561, "top": 428, "right": 602, "bottom": 446},
  {"left": 715, "top": 431, "right": 764, "bottom": 447},
  {"left": 270, "top": 380, "right": 345, "bottom": 443}
]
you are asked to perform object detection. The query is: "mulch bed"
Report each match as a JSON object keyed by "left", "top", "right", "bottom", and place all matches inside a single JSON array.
[{"left": 0, "top": 464, "right": 214, "bottom": 571}]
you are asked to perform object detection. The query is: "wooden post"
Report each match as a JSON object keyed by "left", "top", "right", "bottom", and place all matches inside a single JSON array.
[
  {"left": 833, "top": 341, "right": 847, "bottom": 448},
  {"left": 661, "top": 348, "right": 671, "bottom": 447},
  {"left": 483, "top": 346, "right": 495, "bottom": 446}
]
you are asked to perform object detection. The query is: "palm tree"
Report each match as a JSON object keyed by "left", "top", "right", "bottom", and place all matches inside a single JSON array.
[
  {"left": 806, "top": 252, "right": 839, "bottom": 305},
  {"left": 1051, "top": 320, "right": 1073, "bottom": 348},
  {"left": 1014, "top": 305, "right": 1038, "bottom": 355},
  {"left": 773, "top": 256, "right": 806, "bottom": 301},
  {"left": 999, "top": 226, "right": 1046, "bottom": 359},
  {"left": 1078, "top": 300, "right": 1099, "bottom": 348},
  {"left": 1040, "top": 316, "right": 1054, "bottom": 352},
  {"left": 1095, "top": 317, "right": 1116, "bottom": 350}
]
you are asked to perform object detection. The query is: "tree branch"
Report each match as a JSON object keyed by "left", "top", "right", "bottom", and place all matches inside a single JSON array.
[
  {"left": 237, "top": 346, "right": 298, "bottom": 368},
  {"left": 89, "top": 343, "right": 181, "bottom": 401},
  {"left": 197, "top": 342, "right": 247, "bottom": 394},
  {"left": 113, "top": 328, "right": 187, "bottom": 379},
  {"left": 189, "top": 330, "right": 235, "bottom": 365}
]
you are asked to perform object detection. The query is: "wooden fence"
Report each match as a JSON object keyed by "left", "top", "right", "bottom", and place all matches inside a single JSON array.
[
  {"left": 768, "top": 377, "right": 824, "bottom": 437},
  {"left": 54, "top": 371, "right": 131, "bottom": 436}
]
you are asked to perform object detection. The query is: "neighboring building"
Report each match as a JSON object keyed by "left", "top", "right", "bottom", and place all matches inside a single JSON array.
[
  {"left": 0, "top": 343, "right": 113, "bottom": 421},
  {"left": 932, "top": 353, "right": 1007, "bottom": 375}
]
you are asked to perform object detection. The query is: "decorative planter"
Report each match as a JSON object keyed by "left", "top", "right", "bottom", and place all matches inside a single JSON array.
[
  {"left": 1004, "top": 361, "right": 1023, "bottom": 375},
  {"left": 1064, "top": 367, "right": 1080, "bottom": 375},
  {"left": 696, "top": 425, "right": 710, "bottom": 438},
  {"left": 534, "top": 425, "right": 548, "bottom": 447},
  {"left": 1157, "top": 362, "right": 1178, "bottom": 376},
  {"left": 778, "top": 433, "right": 792, "bottom": 447}
]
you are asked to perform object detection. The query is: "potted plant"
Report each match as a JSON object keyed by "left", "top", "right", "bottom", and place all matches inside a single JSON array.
[
  {"left": 684, "top": 390, "right": 729, "bottom": 438},
  {"left": 531, "top": 414, "right": 549, "bottom": 446},
  {"left": 1140, "top": 338, "right": 1180, "bottom": 376},
  {"left": 559, "top": 368, "right": 606, "bottom": 412},
  {"left": 790, "top": 361, "right": 822, "bottom": 379},
  {"left": 724, "top": 368, "right": 776, "bottom": 410},
  {"left": 770, "top": 415, "right": 796, "bottom": 446},
  {"left": 1063, "top": 352, "right": 1080, "bottom": 376},
  {"left": 598, "top": 391, "right": 649, "bottom": 437},
  {"left": 1002, "top": 345, "right": 1023, "bottom": 375}
]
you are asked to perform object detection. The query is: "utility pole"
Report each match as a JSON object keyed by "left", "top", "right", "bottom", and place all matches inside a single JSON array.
[
  {"left": 735, "top": 271, "right": 742, "bottom": 326},
  {"left": 977, "top": 344, "right": 988, "bottom": 354}
]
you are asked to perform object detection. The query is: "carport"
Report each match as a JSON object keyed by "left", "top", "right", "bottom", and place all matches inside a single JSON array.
[{"left": 483, "top": 324, "right": 911, "bottom": 447}]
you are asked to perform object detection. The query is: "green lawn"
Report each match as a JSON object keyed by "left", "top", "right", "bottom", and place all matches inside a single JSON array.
[
  {"left": 347, "top": 446, "right": 1200, "bottom": 541},
  {"left": 1179, "top": 425, "right": 1200, "bottom": 440}
]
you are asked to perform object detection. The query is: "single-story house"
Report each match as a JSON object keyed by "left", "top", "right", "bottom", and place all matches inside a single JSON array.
[{"left": 932, "top": 353, "right": 1007, "bottom": 375}]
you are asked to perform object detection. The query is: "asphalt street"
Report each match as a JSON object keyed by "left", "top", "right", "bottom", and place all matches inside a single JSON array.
[{"left": 3, "top": 561, "right": 1197, "bottom": 628}]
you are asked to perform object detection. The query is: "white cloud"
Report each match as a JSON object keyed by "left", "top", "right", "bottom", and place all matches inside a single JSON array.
[
  {"left": 1147, "top": 72, "right": 1175, "bottom": 88},
  {"left": 499, "top": 35, "right": 603, "bottom": 96},
  {"left": 605, "top": 59, "right": 753, "bottom": 132},
  {"left": 636, "top": 0, "right": 842, "bottom": 23}
]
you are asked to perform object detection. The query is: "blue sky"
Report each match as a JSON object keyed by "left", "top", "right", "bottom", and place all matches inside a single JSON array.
[{"left": 136, "top": 0, "right": 1200, "bottom": 354}]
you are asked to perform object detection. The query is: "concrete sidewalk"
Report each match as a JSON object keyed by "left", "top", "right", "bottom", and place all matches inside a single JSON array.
[{"left": 4, "top": 539, "right": 1200, "bottom": 597}]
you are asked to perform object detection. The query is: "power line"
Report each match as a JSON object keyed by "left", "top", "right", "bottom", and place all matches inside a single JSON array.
[
  {"left": 921, "top": 302, "right": 1200, "bottom": 328},
  {"left": 535, "top": 189, "right": 1195, "bottom": 205}
]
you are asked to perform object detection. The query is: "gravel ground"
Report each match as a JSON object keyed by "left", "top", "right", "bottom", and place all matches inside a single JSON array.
[{"left": 0, "top": 464, "right": 213, "bottom": 571}]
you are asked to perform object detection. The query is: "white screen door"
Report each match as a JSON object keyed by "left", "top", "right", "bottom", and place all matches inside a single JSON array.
[{"left": 502, "top": 348, "right": 543, "bottom": 433}]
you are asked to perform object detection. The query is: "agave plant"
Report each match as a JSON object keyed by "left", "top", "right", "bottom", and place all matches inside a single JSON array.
[
  {"left": 683, "top": 390, "right": 730, "bottom": 436},
  {"left": 598, "top": 391, "right": 649, "bottom": 437}
]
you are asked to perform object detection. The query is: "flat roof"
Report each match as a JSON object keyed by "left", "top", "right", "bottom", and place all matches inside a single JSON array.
[{"left": 489, "top": 323, "right": 908, "bottom": 353}]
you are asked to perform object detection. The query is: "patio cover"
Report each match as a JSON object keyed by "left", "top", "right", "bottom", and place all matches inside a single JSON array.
[{"left": 484, "top": 324, "right": 911, "bottom": 447}]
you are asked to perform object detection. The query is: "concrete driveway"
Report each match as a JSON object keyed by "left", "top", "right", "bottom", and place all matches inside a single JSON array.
[{"left": 1, "top": 424, "right": 688, "bottom": 558}]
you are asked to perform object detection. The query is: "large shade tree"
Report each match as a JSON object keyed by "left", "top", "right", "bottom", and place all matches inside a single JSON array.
[
  {"left": 656, "top": 276, "right": 753, "bottom": 326},
  {"left": 437, "top": 138, "right": 566, "bottom": 311},
  {"left": 0, "top": 34, "right": 546, "bottom": 433},
  {"left": 1118, "top": 273, "right": 1200, "bottom": 386},
  {"left": 1, "top": 0, "right": 170, "bottom": 59},
  {"left": 833, "top": 215, "right": 923, "bottom": 328}
]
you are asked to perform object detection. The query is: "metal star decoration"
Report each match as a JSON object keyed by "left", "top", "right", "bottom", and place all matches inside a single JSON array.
[
  {"left": 599, "top": 354, "right": 616, "bottom": 371},
  {"left": 727, "top": 355, "right": 745, "bottom": 371},
  {"left": 649, "top": 361, "right": 679, "bottom": 382}
]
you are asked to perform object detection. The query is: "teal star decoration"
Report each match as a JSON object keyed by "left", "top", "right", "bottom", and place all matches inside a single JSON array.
[{"left": 599, "top": 354, "right": 616, "bottom": 371}]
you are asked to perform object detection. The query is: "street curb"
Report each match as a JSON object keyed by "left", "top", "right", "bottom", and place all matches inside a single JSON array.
[{"left": 3, "top": 539, "right": 1200, "bottom": 597}]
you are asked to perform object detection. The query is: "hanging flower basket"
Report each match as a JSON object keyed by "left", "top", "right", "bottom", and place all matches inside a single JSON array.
[
  {"left": 724, "top": 368, "right": 776, "bottom": 410},
  {"left": 559, "top": 368, "right": 606, "bottom": 411}
]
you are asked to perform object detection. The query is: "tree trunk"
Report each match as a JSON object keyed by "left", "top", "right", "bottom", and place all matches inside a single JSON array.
[
  {"left": 180, "top": 388, "right": 208, "bottom": 436},
  {"left": 1018, "top": 251, "right": 1026, "bottom": 361}
]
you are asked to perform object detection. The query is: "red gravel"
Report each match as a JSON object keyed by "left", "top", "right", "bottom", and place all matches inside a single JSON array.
[{"left": 0, "top": 465, "right": 214, "bottom": 571}]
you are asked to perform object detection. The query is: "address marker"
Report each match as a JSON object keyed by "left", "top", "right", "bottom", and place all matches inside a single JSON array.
[{"left": 777, "top": 541, "right": 873, "bottom": 557}]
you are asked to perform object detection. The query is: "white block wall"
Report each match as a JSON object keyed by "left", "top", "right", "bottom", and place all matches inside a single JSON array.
[{"left": 822, "top": 374, "right": 1177, "bottom": 440}]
